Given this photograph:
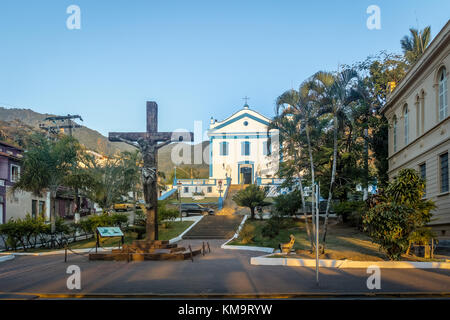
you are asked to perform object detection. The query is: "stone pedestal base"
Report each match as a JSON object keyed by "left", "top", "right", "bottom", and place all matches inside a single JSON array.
[{"left": 89, "top": 240, "right": 202, "bottom": 261}]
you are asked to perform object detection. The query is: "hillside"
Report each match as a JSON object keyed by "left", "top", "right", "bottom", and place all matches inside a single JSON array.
[
  {"left": 0, "top": 106, "right": 210, "bottom": 178},
  {"left": 0, "top": 107, "right": 134, "bottom": 156}
]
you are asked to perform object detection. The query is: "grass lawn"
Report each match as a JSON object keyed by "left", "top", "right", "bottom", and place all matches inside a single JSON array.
[
  {"left": 229, "top": 219, "right": 448, "bottom": 262},
  {"left": 4, "top": 221, "right": 194, "bottom": 253}
]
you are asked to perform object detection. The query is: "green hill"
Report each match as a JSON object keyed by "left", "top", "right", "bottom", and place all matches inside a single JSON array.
[{"left": 0, "top": 106, "right": 209, "bottom": 178}]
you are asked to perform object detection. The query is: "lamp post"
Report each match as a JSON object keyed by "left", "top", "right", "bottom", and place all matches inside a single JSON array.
[
  {"left": 218, "top": 180, "right": 223, "bottom": 210},
  {"left": 177, "top": 180, "right": 183, "bottom": 222}
]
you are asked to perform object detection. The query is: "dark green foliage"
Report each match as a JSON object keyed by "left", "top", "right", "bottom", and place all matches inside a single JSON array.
[
  {"left": 363, "top": 202, "right": 414, "bottom": 260},
  {"left": 232, "top": 184, "right": 270, "bottom": 219},
  {"left": 363, "top": 168, "right": 436, "bottom": 260},
  {"left": 158, "top": 200, "right": 179, "bottom": 228},
  {"left": 333, "top": 200, "right": 366, "bottom": 228},
  {"left": 273, "top": 190, "right": 302, "bottom": 216}
]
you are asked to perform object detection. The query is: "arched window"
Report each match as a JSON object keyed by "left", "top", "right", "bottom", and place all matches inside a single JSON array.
[
  {"left": 439, "top": 68, "right": 448, "bottom": 121},
  {"left": 416, "top": 95, "right": 420, "bottom": 136},
  {"left": 420, "top": 90, "right": 425, "bottom": 134},
  {"left": 393, "top": 116, "right": 398, "bottom": 152},
  {"left": 403, "top": 105, "right": 409, "bottom": 145}
]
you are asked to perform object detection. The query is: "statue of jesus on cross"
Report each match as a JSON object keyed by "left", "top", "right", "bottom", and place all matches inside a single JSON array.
[{"left": 109, "top": 101, "right": 193, "bottom": 241}]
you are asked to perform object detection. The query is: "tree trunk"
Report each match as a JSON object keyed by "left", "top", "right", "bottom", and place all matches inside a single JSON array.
[
  {"left": 297, "top": 176, "right": 314, "bottom": 251},
  {"left": 250, "top": 207, "right": 255, "bottom": 220},
  {"left": 298, "top": 135, "right": 315, "bottom": 251},
  {"left": 322, "top": 114, "right": 338, "bottom": 249}
]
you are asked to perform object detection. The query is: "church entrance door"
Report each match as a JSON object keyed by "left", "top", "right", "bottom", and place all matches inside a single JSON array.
[{"left": 240, "top": 166, "right": 252, "bottom": 184}]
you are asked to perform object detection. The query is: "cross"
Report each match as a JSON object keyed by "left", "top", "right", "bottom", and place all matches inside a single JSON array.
[
  {"left": 242, "top": 96, "right": 250, "bottom": 105},
  {"left": 109, "top": 101, "right": 194, "bottom": 241}
]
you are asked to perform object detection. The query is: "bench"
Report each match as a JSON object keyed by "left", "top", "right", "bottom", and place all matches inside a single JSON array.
[{"left": 279, "top": 234, "right": 295, "bottom": 254}]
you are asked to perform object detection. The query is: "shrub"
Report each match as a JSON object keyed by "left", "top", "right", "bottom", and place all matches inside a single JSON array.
[
  {"left": 363, "top": 202, "right": 415, "bottom": 260},
  {"left": 110, "top": 213, "right": 129, "bottom": 228},
  {"left": 363, "top": 169, "right": 436, "bottom": 260},
  {"left": 239, "top": 223, "right": 255, "bottom": 244},
  {"left": 333, "top": 200, "right": 366, "bottom": 228},
  {"left": 261, "top": 214, "right": 288, "bottom": 239},
  {"left": 273, "top": 190, "right": 302, "bottom": 217},
  {"left": 158, "top": 201, "right": 179, "bottom": 228}
]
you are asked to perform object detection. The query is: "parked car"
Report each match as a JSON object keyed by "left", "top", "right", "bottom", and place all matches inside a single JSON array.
[
  {"left": 135, "top": 200, "right": 146, "bottom": 211},
  {"left": 113, "top": 203, "right": 134, "bottom": 212},
  {"left": 180, "top": 204, "right": 214, "bottom": 217}
]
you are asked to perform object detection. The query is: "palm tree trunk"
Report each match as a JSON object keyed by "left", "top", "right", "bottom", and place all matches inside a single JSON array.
[
  {"left": 304, "top": 129, "right": 316, "bottom": 250},
  {"left": 297, "top": 176, "right": 314, "bottom": 251},
  {"left": 322, "top": 114, "right": 338, "bottom": 249}
]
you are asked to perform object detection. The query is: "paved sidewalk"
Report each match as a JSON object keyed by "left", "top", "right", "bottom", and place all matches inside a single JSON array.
[{"left": 0, "top": 240, "right": 449, "bottom": 296}]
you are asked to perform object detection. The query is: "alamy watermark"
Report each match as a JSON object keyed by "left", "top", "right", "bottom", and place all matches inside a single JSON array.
[
  {"left": 66, "top": 5, "right": 81, "bottom": 30},
  {"left": 366, "top": 5, "right": 381, "bottom": 30},
  {"left": 66, "top": 265, "right": 81, "bottom": 290},
  {"left": 366, "top": 265, "right": 381, "bottom": 290}
]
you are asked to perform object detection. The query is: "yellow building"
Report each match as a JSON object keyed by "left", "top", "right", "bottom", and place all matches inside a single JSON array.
[{"left": 382, "top": 21, "right": 450, "bottom": 239}]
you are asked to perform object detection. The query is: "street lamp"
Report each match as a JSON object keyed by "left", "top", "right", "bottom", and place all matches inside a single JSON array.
[
  {"left": 177, "top": 180, "right": 183, "bottom": 222},
  {"left": 218, "top": 180, "right": 223, "bottom": 209}
]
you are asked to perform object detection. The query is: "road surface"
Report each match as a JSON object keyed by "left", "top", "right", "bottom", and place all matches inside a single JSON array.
[{"left": 0, "top": 240, "right": 449, "bottom": 298}]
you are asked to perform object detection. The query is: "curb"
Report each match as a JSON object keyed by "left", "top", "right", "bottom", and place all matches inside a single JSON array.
[
  {"left": 0, "top": 247, "right": 117, "bottom": 256},
  {"left": 0, "top": 255, "right": 15, "bottom": 263},
  {"left": 221, "top": 216, "right": 275, "bottom": 253},
  {"left": 169, "top": 215, "right": 204, "bottom": 244},
  {"left": 250, "top": 254, "right": 450, "bottom": 269}
]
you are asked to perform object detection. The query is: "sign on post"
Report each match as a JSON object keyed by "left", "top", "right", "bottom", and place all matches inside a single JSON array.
[{"left": 97, "top": 227, "right": 124, "bottom": 237}]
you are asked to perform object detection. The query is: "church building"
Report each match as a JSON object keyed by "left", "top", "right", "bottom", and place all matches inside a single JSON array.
[
  {"left": 208, "top": 103, "right": 279, "bottom": 184},
  {"left": 174, "top": 103, "right": 281, "bottom": 199}
]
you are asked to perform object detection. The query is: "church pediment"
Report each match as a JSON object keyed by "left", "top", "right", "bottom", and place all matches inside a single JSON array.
[{"left": 208, "top": 106, "right": 271, "bottom": 135}]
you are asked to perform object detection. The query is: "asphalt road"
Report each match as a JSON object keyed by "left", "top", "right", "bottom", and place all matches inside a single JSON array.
[{"left": 0, "top": 240, "right": 449, "bottom": 298}]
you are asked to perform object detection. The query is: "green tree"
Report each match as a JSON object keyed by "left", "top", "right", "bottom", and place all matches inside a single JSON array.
[
  {"left": 363, "top": 168, "right": 435, "bottom": 260},
  {"left": 273, "top": 190, "right": 303, "bottom": 216},
  {"left": 232, "top": 184, "right": 270, "bottom": 220},
  {"left": 82, "top": 154, "right": 130, "bottom": 212},
  {"left": 400, "top": 26, "right": 431, "bottom": 65},
  {"left": 308, "top": 69, "right": 360, "bottom": 247},
  {"left": 13, "top": 134, "right": 80, "bottom": 233}
]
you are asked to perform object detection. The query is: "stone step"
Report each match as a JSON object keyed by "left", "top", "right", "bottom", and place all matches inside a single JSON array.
[{"left": 182, "top": 215, "right": 243, "bottom": 239}]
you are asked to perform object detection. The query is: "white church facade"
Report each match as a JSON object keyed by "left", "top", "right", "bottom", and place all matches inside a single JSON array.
[
  {"left": 208, "top": 103, "right": 279, "bottom": 184},
  {"left": 173, "top": 103, "right": 283, "bottom": 200}
]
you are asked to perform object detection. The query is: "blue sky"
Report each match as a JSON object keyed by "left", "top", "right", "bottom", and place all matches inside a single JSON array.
[{"left": 0, "top": 1, "right": 449, "bottom": 141}]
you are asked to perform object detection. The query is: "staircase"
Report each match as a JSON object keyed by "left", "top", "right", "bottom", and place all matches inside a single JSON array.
[
  {"left": 182, "top": 215, "right": 244, "bottom": 239},
  {"left": 216, "top": 184, "right": 247, "bottom": 216}
]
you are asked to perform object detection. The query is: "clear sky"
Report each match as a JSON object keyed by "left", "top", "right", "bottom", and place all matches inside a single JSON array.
[{"left": 0, "top": 1, "right": 449, "bottom": 141}]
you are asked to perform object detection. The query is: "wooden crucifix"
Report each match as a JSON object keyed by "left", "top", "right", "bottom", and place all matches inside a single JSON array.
[{"left": 109, "top": 101, "right": 193, "bottom": 241}]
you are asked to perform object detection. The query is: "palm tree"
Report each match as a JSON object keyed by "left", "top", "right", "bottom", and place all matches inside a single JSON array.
[
  {"left": 309, "top": 69, "right": 359, "bottom": 249},
  {"left": 273, "top": 84, "right": 320, "bottom": 251},
  {"left": 400, "top": 26, "right": 431, "bottom": 65},
  {"left": 13, "top": 134, "right": 80, "bottom": 234}
]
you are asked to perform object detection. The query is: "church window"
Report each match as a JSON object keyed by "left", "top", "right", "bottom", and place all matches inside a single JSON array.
[
  {"left": 243, "top": 121, "right": 249, "bottom": 126},
  {"left": 263, "top": 140, "right": 271, "bottom": 155},
  {"left": 220, "top": 142, "right": 228, "bottom": 156},
  {"left": 241, "top": 141, "right": 250, "bottom": 156}
]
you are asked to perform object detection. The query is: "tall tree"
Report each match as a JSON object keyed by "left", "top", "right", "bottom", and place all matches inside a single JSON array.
[
  {"left": 13, "top": 134, "right": 80, "bottom": 233},
  {"left": 400, "top": 26, "right": 431, "bottom": 65},
  {"left": 308, "top": 69, "right": 359, "bottom": 248}
]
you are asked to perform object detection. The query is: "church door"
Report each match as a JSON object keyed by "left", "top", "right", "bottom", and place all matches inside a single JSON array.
[{"left": 240, "top": 166, "right": 252, "bottom": 184}]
